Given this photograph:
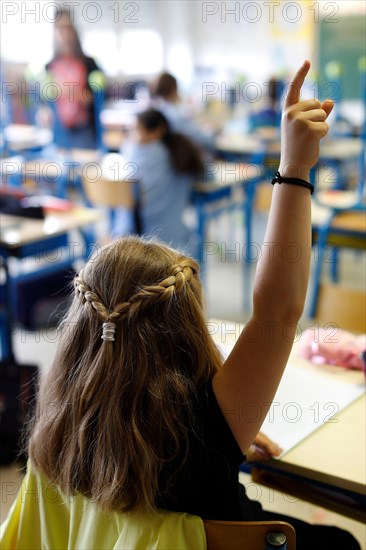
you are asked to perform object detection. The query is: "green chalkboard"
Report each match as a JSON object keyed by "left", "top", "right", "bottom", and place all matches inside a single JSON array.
[{"left": 318, "top": 16, "right": 366, "bottom": 100}]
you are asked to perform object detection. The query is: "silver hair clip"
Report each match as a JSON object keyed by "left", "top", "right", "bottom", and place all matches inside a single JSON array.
[{"left": 101, "top": 322, "right": 116, "bottom": 342}]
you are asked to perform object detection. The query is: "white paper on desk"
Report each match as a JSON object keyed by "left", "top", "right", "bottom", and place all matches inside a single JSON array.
[
  {"left": 260, "top": 365, "right": 365, "bottom": 456},
  {"left": 216, "top": 343, "right": 365, "bottom": 456}
]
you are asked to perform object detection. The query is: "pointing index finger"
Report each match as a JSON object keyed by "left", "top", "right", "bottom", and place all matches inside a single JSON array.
[{"left": 285, "top": 60, "right": 311, "bottom": 108}]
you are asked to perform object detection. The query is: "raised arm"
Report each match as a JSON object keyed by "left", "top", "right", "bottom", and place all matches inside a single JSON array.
[{"left": 212, "top": 61, "right": 334, "bottom": 453}]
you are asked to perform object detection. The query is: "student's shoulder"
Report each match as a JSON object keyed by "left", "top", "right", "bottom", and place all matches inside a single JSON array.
[
  {"left": 84, "top": 56, "right": 100, "bottom": 73},
  {"left": 125, "top": 141, "right": 169, "bottom": 167},
  {"left": 137, "top": 140, "right": 168, "bottom": 157}
]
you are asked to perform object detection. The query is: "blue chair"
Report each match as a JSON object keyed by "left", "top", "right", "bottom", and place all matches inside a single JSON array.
[
  {"left": 308, "top": 56, "right": 366, "bottom": 318},
  {"left": 309, "top": 162, "right": 365, "bottom": 318}
]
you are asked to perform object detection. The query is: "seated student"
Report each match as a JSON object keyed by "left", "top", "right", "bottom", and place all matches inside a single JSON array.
[
  {"left": 45, "top": 9, "right": 102, "bottom": 149},
  {"left": 4, "top": 62, "right": 360, "bottom": 550},
  {"left": 114, "top": 108, "right": 202, "bottom": 252},
  {"left": 248, "top": 77, "right": 284, "bottom": 132},
  {"left": 151, "top": 72, "right": 216, "bottom": 152}
]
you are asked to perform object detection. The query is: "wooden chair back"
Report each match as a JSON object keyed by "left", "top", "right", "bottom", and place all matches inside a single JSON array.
[
  {"left": 204, "top": 519, "right": 296, "bottom": 550},
  {"left": 255, "top": 183, "right": 273, "bottom": 212},
  {"left": 1, "top": 460, "right": 298, "bottom": 550},
  {"left": 315, "top": 283, "right": 366, "bottom": 333},
  {"left": 83, "top": 175, "right": 135, "bottom": 209}
]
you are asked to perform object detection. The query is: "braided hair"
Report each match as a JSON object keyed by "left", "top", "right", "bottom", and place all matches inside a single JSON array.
[{"left": 29, "top": 236, "right": 222, "bottom": 513}]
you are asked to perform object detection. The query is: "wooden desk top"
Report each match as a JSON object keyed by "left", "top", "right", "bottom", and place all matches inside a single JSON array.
[
  {"left": 320, "top": 138, "right": 362, "bottom": 160},
  {"left": 216, "top": 134, "right": 264, "bottom": 154},
  {"left": 209, "top": 319, "right": 366, "bottom": 494},
  {"left": 194, "top": 161, "right": 262, "bottom": 193},
  {"left": 100, "top": 109, "right": 137, "bottom": 129},
  {"left": 267, "top": 138, "right": 362, "bottom": 161},
  {"left": 330, "top": 210, "right": 366, "bottom": 232},
  {"left": 3, "top": 124, "right": 53, "bottom": 151},
  {"left": 216, "top": 134, "right": 362, "bottom": 162},
  {"left": 311, "top": 202, "right": 366, "bottom": 233},
  {"left": 261, "top": 350, "right": 365, "bottom": 495},
  {"left": 0, "top": 208, "right": 101, "bottom": 249},
  {"left": 279, "top": 393, "right": 365, "bottom": 494}
]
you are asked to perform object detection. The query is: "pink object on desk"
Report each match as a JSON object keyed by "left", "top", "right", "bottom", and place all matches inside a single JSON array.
[{"left": 300, "top": 328, "right": 366, "bottom": 371}]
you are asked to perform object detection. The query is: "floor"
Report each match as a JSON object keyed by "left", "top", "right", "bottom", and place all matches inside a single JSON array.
[{"left": 1, "top": 208, "right": 365, "bottom": 547}]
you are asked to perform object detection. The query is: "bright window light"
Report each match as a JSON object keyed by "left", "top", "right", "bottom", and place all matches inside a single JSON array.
[
  {"left": 167, "top": 44, "right": 193, "bottom": 86},
  {"left": 120, "top": 30, "right": 163, "bottom": 75},
  {"left": 319, "top": 0, "right": 365, "bottom": 14},
  {"left": 83, "top": 31, "right": 120, "bottom": 77},
  {"left": 1, "top": 8, "right": 53, "bottom": 70}
]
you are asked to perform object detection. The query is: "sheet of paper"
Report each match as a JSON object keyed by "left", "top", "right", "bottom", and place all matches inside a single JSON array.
[
  {"left": 216, "top": 343, "right": 365, "bottom": 456},
  {"left": 260, "top": 364, "right": 365, "bottom": 457}
]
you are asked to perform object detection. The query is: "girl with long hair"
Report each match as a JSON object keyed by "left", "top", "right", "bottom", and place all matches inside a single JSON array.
[
  {"left": 2, "top": 62, "right": 360, "bottom": 549},
  {"left": 114, "top": 108, "right": 203, "bottom": 251}
]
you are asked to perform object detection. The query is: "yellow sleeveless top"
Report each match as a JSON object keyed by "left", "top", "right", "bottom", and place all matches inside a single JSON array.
[{"left": 0, "top": 462, "right": 206, "bottom": 549}]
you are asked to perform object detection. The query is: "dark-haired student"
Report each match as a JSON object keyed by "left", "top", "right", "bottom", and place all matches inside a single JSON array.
[
  {"left": 152, "top": 72, "right": 216, "bottom": 152},
  {"left": 114, "top": 109, "right": 203, "bottom": 252}
]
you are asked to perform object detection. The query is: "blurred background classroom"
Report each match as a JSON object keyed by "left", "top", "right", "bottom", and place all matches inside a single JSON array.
[{"left": 0, "top": 0, "right": 365, "bottom": 546}]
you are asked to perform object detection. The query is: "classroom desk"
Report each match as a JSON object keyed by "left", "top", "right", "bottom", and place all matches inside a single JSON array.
[
  {"left": 0, "top": 147, "right": 102, "bottom": 204},
  {"left": 311, "top": 206, "right": 366, "bottom": 250},
  {"left": 100, "top": 104, "right": 142, "bottom": 151},
  {"left": 210, "top": 320, "right": 366, "bottom": 522},
  {"left": 216, "top": 134, "right": 265, "bottom": 160},
  {"left": 3, "top": 125, "right": 53, "bottom": 154},
  {"left": 216, "top": 134, "right": 362, "bottom": 186},
  {"left": 0, "top": 207, "right": 101, "bottom": 361},
  {"left": 216, "top": 134, "right": 362, "bottom": 159},
  {"left": 0, "top": 208, "right": 100, "bottom": 249},
  {"left": 251, "top": 394, "right": 365, "bottom": 522}
]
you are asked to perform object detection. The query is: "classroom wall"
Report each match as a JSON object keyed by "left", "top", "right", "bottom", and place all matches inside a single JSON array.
[{"left": 1, "top": 1, "right": 365, "bottom": 97}]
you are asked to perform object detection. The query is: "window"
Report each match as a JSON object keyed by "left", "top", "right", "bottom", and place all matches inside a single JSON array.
[{"left": 120, "top": 30, "right": 163, "bottom": 75}]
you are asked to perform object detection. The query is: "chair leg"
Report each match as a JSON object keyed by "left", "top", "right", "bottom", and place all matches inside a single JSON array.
[
  {"left": 0, "top": 260, "right": 15, "bottom": 363},
  {"left": 243, "top": 183, "right": 256, "bottom": 311},
  {"left": 196, "top": 201, "right": 206, "bottom": 267},
  {"left": 330, "top": 247, "right": 339, "bottom": 282},
  {"left": 309, "top": 213, "right": 335, "bottom": 318},
  {"left": 243, "top": 203, "right": 252, "bottom": 311}
]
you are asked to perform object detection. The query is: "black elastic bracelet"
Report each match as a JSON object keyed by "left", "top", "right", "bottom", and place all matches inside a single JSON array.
[{"left": 271, "top": 171, "right": 314, "bottom": 195}]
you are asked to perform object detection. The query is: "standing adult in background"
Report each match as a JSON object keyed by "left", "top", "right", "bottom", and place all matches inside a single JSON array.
[
  {"left": 45, "top": 9, "right": 102, "bottom": 149},
  {"left": 152, "top": 72, "right": 216, "bottom": 153}
]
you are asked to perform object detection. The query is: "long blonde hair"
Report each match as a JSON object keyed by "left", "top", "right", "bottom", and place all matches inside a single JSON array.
[{"left": 29, "top": 237, "right": 222, "bottom": 512}]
